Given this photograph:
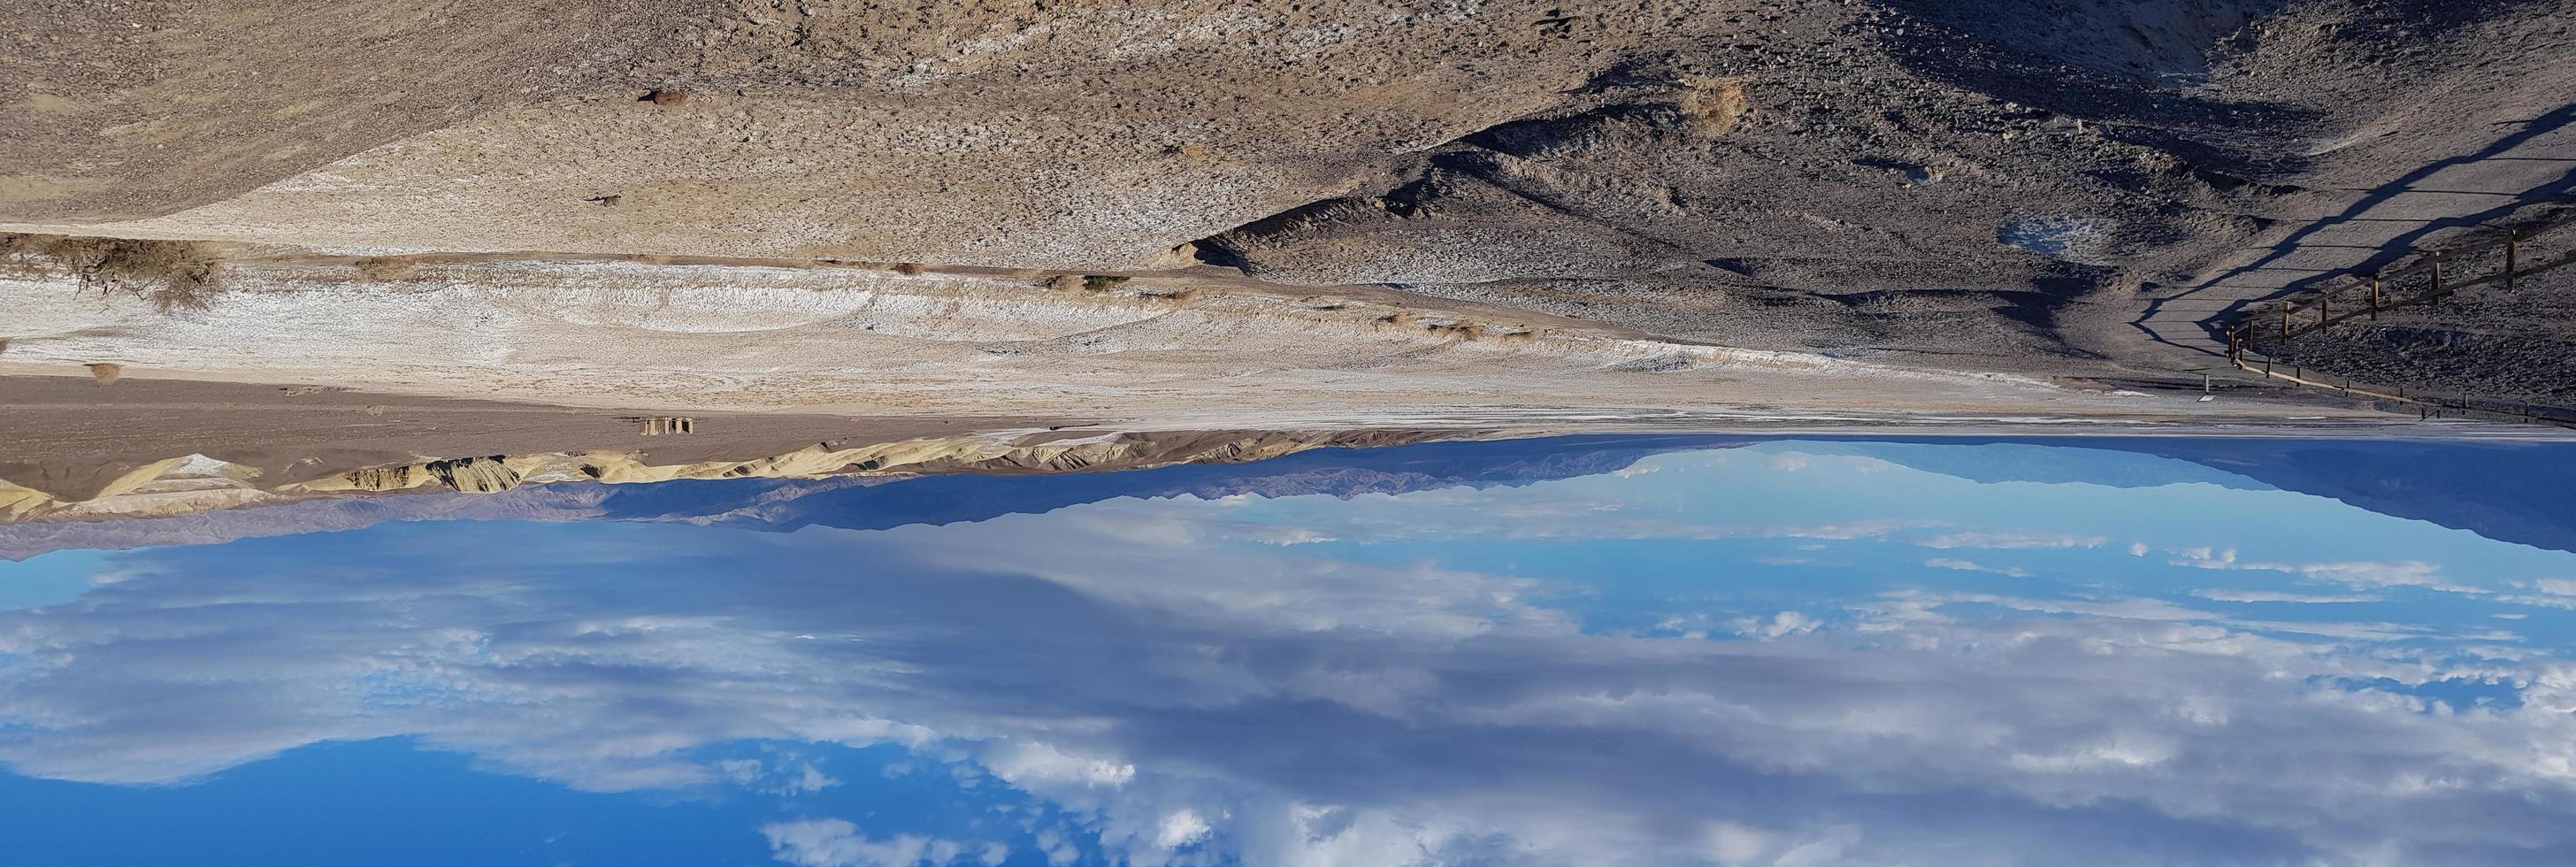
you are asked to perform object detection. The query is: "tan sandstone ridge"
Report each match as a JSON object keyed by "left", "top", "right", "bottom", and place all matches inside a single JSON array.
[{"left": 0, "top": 428, "right": 1461, "bottom": 524}]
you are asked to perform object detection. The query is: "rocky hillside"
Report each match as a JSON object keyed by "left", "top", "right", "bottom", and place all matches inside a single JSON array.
[{"left": 8, "top": 1, "right": 2572, "bottom": 374}]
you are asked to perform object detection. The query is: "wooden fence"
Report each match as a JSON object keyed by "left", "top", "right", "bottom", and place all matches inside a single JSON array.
[{"left": 2220, "top": 217, "right": 2576, "bottom": 429}]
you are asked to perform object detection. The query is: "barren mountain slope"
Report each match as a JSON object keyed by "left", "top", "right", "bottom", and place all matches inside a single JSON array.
[{"left": 6, "top": 0, "right": 2572, "bottom": 374}]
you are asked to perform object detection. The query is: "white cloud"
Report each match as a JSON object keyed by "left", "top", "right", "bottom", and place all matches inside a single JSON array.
[
  {"left": 1154, "top": 809, "right": 1213, "bottom": 849},
  {"left": 720, "top": 757, "right": 844, "bottom": 795},
  {"left": 1924, "top": 557, "right": 2030, "bottom": 578},
  {"left": 2167, "top": 549, "right": 2487, "bottom": 595},
  {"left": 1730, "top": 611, "right": 1823, "bottom": 641},
  {"left": 2191, "top": 590, "right": 2380, "bottom": 604},
  {"left": 978, "top": 741, "right": 1135, "bottom": 789},
  {"left": 1917, "top": 531, "right": 2104, "bottom": 550},
  {"left": 762, "top": 820, "right": 1005, "bottom": 867},
  {"left": 1238, "top": 526, "right": 1337, "bottom": 546}
]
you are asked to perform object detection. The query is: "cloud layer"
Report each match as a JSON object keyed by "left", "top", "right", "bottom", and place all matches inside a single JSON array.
[{"left": 3, "top": 449, "right": 2574, "bottom": 866}]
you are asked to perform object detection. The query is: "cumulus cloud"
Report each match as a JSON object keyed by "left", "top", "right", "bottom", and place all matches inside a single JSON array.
[
  {"left": 1154, "top": 809, "right": 1212, "bottom": 849},
  {"left": 721, "top": 757, "right": 843, "bottom": 795},
  {"left": 2501, "top": 579, "right": 2576, "bottom": 610},
  {"left": 1924, "top": 557, "right": 2031, "bottom": 578},
  {"left": 2190, "top": 590, "right": 2381, "bottom": 604},
  {"left": 1916, "top": 531, "right": 2105, "bottom": 550},
  {"left": 1729, "top": 611, "right": 1823, "bottom": 641},
  {"left": 762, "top": 819, "right": 1005, "bottom": 867},
  {"left": 2167, "top": 549, "right": 2488, "bottom": 595}
]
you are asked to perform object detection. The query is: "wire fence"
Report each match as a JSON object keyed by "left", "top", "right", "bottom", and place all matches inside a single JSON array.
[{"left": 2220, "top": 215, "right": 2576, "bottom": 429}]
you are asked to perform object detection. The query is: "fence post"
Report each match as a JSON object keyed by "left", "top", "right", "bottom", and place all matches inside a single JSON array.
[
  {"left": 2370, "top": 276, "right": 2380, "bottom": 320},
  {"left": 2432, "top": 251, "right": 2444, "bottom": 301},
  {"left": 2281, "top": 302, "right": 2291, "bottom": 339},
  {"left": 2507, "top": 230, "right": 2518, "bottom": 293},
  {"left": 2321, "top": 294, "right": 2330, "bottom": 329}
]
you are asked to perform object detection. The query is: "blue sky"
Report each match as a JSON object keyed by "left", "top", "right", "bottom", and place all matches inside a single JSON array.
[{"left": 4, "top": 437, "right": 2576, "bottom": 866}]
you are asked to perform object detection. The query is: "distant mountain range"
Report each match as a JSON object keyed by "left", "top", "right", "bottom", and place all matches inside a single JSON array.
[
  {"left": 10, "top": 434, "right": 2574, "bottom": 561},
  {"left": 0, "top": 434, "right": 1743, "bottom": 560},
  {"left": 1838, "top": 437, "right": 2576, "bottom": 555}
]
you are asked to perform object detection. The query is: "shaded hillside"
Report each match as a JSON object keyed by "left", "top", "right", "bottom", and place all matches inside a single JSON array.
[{"left": 1852, "top": 436, "right": 2576, "bottom": 554}]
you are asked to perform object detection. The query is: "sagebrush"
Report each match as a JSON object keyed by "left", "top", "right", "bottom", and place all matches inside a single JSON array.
[{"left": 1, "top": 233, "right": 224, "bottom": 311}]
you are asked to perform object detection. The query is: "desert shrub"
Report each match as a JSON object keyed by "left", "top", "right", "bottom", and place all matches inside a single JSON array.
[
  {"left": 1, "top": 233, "right": 223, "bottom": 311},
  {"left": 893, "top": 262, "right": 926, "bottom": 275},
  {"left": 1676, "top": 77, "right": 1749, "bottom": 137},
  {"left": 1082, "top": 274, "right": 1131, "bottom": 293},
  {"left": 352, "top": 257, "right": 419, "bottom": 280}
]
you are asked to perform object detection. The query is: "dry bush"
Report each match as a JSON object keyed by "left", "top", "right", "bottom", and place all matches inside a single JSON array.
[
  {"left": 1422, "top": 320, "right": 1489, "bottom": 340},
  {"left": 893, "top": 262, "right": 926, "bottom": 275},
  {"left": 1082, "top": 274, "right": 1131, "bottom": 293},
  {"left": 1676, "top": 77, "right": 1749, "bottom": 137},
  {"left": 1852, "top": 291, "right": 1942, "bottom": 320},
  {"left": 1045, "top": 274, "right": 1086, "bottom": 293},
  {"left": 87, "top": 363, "right": 122, "bottom": 385},
  {"left": 2, "top": 233, "right": 223, "bottom": 311},
  {"left": 352, "top": 257, "right": 419, "bottom": 281},
  {"left": 0, "top": 337, "right": 10, "bottom": 355}
]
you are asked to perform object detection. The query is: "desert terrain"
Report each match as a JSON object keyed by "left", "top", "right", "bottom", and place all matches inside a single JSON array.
[{"left": 6, "top": 0, "right": 2576, "bottom": 523}]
